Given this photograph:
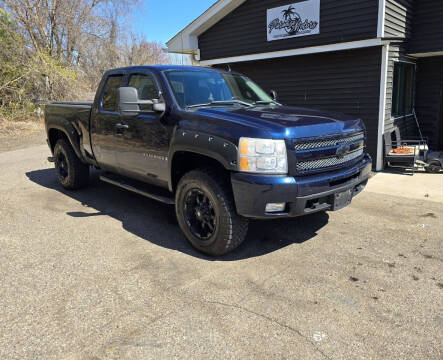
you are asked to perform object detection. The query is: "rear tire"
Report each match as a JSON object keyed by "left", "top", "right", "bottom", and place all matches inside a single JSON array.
[
  {"left": 54, "top": 139, "right": 89, "bottom": 190},
  {"left": 175, "top": 169, "right": 249, "bottom": 256}
]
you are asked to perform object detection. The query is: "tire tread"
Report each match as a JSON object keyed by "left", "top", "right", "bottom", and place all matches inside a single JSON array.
[
  {"left": 176, "top": 168, "right": 248, "bottom": 256},
  {"left": 54, "top": 139, "right": 89, "bottom": 190}
]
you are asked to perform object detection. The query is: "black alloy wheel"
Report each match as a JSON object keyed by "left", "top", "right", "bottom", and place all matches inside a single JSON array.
[
  {"left": 175, "top": 168, "right": 249, "bottom": 256},
  {"left": 56, "top": 151, "right": 69, "bottom": 181},
  {"left": 53, "top": 139, "right": 89, "bottom": 190},
  {"left": 183, "top": 189, "right": 217, "bottom": 240}
]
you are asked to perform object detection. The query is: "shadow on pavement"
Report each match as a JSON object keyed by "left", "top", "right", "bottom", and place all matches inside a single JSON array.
[{"left": 26, "top": 168, "right": 329, "bottom": 261}]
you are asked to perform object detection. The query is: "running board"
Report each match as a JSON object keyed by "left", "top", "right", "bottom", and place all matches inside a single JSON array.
[{"left": 99, "top": 175, "right": 175, "bottom": 205}]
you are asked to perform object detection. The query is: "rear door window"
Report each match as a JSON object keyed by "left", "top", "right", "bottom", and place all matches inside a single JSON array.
[{"left": 101, "top": 75, "right": 124, "bottom": 112}]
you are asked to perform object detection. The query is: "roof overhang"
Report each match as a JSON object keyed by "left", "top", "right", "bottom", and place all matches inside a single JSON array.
[
  {"left": 166, "top": 0, "right": 247, "bottom": 56},
  {"left": 407, "top": 51, "right": 443, "bottom": 58},
  {"left": 200, "top": 38, "right": 385, "bottom": 66}
]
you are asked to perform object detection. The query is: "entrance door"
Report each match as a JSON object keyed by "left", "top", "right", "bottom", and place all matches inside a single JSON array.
[{"left": 439, "top": 84, "right": 443, "bottom": 150}]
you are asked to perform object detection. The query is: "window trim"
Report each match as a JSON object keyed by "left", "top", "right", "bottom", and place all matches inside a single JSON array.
[{"left": 391, "top": 114, "right": 414, "bottom": 120}]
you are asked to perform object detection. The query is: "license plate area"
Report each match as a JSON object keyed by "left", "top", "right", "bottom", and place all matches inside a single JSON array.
[{"left": 330, "top": 189, "right": 353, "bottom": 211}]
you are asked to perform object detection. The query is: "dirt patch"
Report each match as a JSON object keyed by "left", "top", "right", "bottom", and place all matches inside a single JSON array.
[{"left": 0, "top": 117, "right": 46, "bottom": 153}]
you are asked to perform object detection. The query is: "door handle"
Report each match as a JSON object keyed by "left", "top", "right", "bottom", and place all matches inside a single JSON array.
[{"left": 115, "top": 123, "right": 129, "bottom": 130}]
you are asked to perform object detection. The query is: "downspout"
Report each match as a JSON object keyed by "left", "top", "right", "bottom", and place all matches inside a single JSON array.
[
  {"left": 377, "top": 0, "right": 386, "bottom": 38},
  {"left": 376, "top": 44, "right": 390, "bottom": 171}
]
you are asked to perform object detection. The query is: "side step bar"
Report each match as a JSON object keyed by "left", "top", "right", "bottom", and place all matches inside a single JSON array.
[{"left": 100, "top": 175, "right": 175, "bottom": 205}]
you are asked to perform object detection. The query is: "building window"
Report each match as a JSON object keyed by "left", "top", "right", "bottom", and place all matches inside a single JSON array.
[{"left": 391, "top": 62, "right": 415, "bottom": 118}]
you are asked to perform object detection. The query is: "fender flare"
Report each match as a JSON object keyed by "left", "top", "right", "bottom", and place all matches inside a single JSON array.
[
  {"left": 168, "top": 129, "right": 239, "bottom": 190},
  {"left": 47, "top": 118, "right": 84, "bottom": 161}
]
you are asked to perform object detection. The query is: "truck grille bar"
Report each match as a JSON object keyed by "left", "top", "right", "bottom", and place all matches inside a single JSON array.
[
  {"left": 294, "top": 133, "right": 364, "bottom": 151},
  {"left": 296, "top": 149, "right": 364, "bottom": 172}
]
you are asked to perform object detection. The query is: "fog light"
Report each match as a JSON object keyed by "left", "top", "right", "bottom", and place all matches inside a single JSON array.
[{"left": 265, "top": 203, "right": 286, "bottom": 213}]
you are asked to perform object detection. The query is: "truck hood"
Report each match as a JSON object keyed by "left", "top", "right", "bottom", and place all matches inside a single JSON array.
[{"left": 195, "top": 105, "right": 365, "bottom": 139}]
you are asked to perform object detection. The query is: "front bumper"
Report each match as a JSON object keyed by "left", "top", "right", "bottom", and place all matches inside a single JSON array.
[{"left": 231, "top": 154, "right": 372, "bottom": 219}]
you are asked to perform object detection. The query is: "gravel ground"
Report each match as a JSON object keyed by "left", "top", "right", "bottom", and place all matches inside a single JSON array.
[{"left": 0, "top": 145, "right": 442, "bottom": 360}]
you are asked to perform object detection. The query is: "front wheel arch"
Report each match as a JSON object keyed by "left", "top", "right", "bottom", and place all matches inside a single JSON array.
[
  {"left": 170, "top": 151, "right": 232, "bottom": 193},
  {"left": 168, "top": 130, "right": 239, "bottom": 191}
]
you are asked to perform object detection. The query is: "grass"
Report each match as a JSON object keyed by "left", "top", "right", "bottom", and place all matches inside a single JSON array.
[{"left": 0, "top": 112, "right": 44, "bottom": 136}]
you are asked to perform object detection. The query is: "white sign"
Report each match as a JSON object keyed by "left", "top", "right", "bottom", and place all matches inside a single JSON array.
[{"left": 267, "top": 0, "right": 320, "bottom": 41}]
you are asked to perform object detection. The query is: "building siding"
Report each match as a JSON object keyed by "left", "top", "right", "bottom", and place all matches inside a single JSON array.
[
  {"left": 199, "top": 0, "right": 379, "bottom": 61},
  {"left": 218, "top": 47, "right": 382, "bottom": 161},
  {"left": 384, "top": 0, "right": 414, "bottom": 39},
  {"left": 415, "top": 57, "right": 443, "bottom": 149},
  {"left": 408, "top": 0, "right": 443, "bottom": 54}
]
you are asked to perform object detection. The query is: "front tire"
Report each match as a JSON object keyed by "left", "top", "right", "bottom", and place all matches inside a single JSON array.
[
  {"left": 54, "top": 139, "right": 89, "bottom": 190},
  {"left": 175, "top": 169, "right": 249, "bottom": 256}
]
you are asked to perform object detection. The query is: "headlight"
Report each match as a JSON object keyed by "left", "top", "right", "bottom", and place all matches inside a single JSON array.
[{"left": 238, "top": 138, "right": 288, "bottom": 174}]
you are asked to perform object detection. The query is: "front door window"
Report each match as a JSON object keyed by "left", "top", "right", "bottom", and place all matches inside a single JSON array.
[{"left": 128, "top": 73, "right": 160, "bottom": 111}]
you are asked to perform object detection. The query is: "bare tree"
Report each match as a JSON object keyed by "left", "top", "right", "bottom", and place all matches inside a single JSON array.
[
  {"left": 1, "top": 0, "right": 137, "bottom": 61},
  {"left": 122, "top": 34, "right": 168, "bottom": 66},
  {"left": 1, "top": 0, "right": 175, "bottom": 110}
]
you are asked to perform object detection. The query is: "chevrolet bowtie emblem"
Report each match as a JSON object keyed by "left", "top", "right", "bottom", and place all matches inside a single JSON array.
[{"left": 336, "top": 143, "right": 351, "bottom": 158}]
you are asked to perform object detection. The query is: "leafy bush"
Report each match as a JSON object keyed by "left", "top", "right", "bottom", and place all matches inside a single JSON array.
[{"left": 0, "top": 7, "right": 89, "bottom": 119}]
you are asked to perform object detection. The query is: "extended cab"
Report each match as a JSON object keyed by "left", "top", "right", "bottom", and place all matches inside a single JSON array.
[{"left": 45, "top": 65, "right": 372, "bottom": 256}]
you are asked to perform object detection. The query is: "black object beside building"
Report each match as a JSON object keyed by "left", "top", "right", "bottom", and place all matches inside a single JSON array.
[{"left": 167, "top": 0, "right": 443, "bottom": 170}]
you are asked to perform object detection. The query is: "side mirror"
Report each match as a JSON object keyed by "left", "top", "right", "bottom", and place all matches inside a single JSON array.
[
  {"left": 118, "top": 87, "right": 165, "bottom": 115},
  {"left": 153, "top": 101, "right": 166, "bottom": 112},
  {"left": 270, "top": 90, "right": 278, "bottom": 102}
]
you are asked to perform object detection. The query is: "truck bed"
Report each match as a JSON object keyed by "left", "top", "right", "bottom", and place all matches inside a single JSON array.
[
  {"left": 45, "top": 102, "right": 94, "bottom": 157},
  {"left": 49, "top": 102, "right": 93, "bottom": 107},
  {"left": 45, "top": 102, "right": 92, "bottom": 124}
]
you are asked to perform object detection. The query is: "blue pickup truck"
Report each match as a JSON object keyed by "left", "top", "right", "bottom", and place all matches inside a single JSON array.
[{"left": 45, "top": 65, "right": 372, "bottom": 256}]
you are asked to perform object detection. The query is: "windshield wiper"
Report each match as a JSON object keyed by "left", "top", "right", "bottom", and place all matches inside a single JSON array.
[
  {"left": 186, "top": 100, "right": 253, "bottom": 109},
  {"left": 252, "top": 100, "right": 281, "bottom": 106}
]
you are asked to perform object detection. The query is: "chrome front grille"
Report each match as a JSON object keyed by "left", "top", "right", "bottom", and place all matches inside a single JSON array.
[
  {"left": 296, "top": 149, "right": 364, "bottom": 172},
  {"left": 294, "top": 133, "right": 365, "bottom": 151}
]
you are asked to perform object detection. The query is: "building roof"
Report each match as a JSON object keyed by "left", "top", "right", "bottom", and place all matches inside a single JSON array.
[{"left": 166, "top": 0, "right": 247, "bottom": 56}]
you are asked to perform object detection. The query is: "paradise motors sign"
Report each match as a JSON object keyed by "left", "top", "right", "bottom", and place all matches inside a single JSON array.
[{"left": 267, "top": 0, "right": 320, "bottom": 41}]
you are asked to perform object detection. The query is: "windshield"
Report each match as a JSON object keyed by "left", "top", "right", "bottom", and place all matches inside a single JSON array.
[{"left": 163, "top": 69, "right": 275, "bottom": 109}]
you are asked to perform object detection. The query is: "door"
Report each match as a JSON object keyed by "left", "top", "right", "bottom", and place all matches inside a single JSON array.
[
  {"left": 439, "top": 84, "right": 443, "bottom": 150},
  {"left": 91, "top": 73, "right": 126, "bottom": 173},
  {"left": 116, "top": 72, "right": 172, "bottom": 186}
]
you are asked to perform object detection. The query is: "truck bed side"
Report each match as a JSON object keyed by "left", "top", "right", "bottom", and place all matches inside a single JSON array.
[{"left": 45, "top": 102, "right": 94, "bottom": 164}]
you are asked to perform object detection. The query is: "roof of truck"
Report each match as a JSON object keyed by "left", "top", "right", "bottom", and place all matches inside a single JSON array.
[{"left": 109, "top": 65, "right": 229, "bottom": 73}]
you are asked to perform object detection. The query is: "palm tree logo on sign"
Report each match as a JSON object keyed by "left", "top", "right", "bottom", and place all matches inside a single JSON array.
[
  {"left": 268, "top": 3, "right": 319, "bottom": 40},
  {"left": 281, "top": 6, "right": 302, "bottom": 35}
]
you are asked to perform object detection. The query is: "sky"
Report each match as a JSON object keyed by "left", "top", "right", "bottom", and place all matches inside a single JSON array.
[{"left": 133, "top": 0, "right": 218, "bottom": 45}]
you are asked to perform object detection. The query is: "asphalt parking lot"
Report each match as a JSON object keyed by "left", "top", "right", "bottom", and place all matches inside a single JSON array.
[{"left": 0, "top": 145, "right": 442, "bottom": 360}]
